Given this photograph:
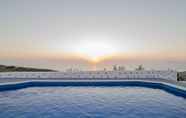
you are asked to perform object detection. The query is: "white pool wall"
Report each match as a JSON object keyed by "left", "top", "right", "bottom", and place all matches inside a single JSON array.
[{"left": 0, "top": 70, "right": 177, "bottom": 81}]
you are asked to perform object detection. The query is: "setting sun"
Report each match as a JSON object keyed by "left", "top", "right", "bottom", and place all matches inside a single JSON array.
[{"left": 73, "top": 37, "right": 118, "bottom": 62}]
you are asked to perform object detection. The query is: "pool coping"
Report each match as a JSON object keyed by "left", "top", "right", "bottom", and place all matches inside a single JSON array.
[
  {"left": 0, "top": 80, "right": 185, "bottom": 97},
  {"left": 0, "top": 80, "right": 186, "bottom": 89}
]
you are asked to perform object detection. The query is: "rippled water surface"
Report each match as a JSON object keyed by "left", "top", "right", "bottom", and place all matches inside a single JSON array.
[{"left": 0, "top": 87, "right": 186, "bottom": 118}]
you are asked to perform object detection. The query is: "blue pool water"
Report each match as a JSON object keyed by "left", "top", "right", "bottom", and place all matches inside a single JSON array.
[{"left": 0, "top": 86, "right": 186, "bottom": 118}]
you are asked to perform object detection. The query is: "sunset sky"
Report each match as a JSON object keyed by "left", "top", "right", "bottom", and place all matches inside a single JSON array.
[{"left": 0, "top": 0, "right": 186, "bottom": 71}]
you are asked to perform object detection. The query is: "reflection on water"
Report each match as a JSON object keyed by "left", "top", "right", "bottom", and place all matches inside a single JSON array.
[{"left": 0, "top": 87, "right": 186, "bottom": 118}]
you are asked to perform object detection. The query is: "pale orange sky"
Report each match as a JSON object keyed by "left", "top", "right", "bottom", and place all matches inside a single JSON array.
[{"left": 0, "top": 0, "right": 186, "bottom": 71}]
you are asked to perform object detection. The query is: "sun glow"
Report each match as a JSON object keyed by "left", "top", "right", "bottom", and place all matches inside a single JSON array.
[{"left": 74, "top": 38, "right": 118, "bottom": 63}]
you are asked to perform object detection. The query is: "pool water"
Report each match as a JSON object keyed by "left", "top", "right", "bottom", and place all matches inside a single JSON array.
[{"left": 0, "top": 87, "right": 186, "bottom": 118}]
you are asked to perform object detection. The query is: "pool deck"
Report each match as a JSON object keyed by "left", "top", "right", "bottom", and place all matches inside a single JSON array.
[{"left": 0, "top": 78, "right": 186, "bottom": 88}]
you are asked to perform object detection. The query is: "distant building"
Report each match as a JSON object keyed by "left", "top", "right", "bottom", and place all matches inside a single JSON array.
[
  {"left": 113, "top": 65, "right": 117, "bottom": 71},
  {"left": 113, "top": 65, "right": 126, "bottom": 71},
  {"left": 136, "top": 65, "right": 144, "bottom": 71},
  {"left": 118, "top": 66, "right": 125, "bottom": 71}
]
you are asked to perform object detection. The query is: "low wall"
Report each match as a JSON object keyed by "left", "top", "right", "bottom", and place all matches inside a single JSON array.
[{"left": 0, "top": 70, "right": 177, "bottom": 81}]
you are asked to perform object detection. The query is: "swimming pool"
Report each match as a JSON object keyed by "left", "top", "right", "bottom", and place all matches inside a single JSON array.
[{"left": 0, "top": 81, "right": 186, "bottom": 118}]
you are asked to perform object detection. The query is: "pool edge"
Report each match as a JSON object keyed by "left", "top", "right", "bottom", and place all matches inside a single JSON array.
[{"left": 0, "top": 80, "right": 185, "bottom": 98}]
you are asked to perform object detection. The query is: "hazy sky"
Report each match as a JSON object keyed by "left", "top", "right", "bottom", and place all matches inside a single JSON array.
[{"left": 0, "top": 0, "right": 186, "bottom": 71}]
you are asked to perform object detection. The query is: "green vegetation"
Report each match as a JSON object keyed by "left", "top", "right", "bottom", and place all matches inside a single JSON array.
[
  {"left": 177, "top": 71, "right": 186, "bottom": 81},
  {"left": 0, "top": 65, "right": 56, "bottom": 72}
]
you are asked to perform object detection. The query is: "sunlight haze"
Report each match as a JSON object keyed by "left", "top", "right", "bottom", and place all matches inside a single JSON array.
[{"left": 0, "top": 0, "right": 186, "bottom": 71}]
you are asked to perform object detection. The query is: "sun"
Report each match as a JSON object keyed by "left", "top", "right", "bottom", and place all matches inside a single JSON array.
[{"left": 74, "top": 38, "right": 117, "bottom": 62}]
